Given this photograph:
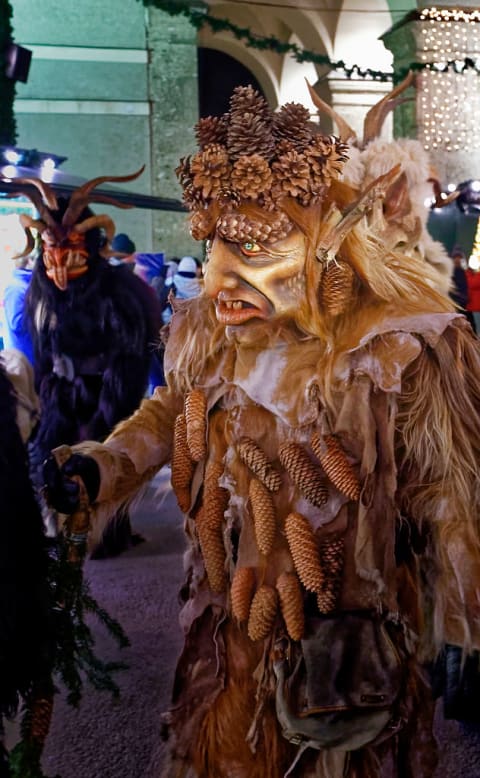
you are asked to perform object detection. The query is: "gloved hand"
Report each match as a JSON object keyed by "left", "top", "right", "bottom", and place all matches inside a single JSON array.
[
  {"left": 431, "top": 644, "right": 480, "bottom": 722},
  {"left": 43, "top": 453, "right": 100, "bottom": 514}
]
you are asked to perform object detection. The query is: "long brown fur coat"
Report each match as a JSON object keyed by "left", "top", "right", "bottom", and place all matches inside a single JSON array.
[{"left": 67, "top": 258, "right": 480, "bottom": 775}]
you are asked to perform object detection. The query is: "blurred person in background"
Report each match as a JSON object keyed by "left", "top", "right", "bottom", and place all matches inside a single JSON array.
[
  {"left": 466, "top": 255, "right": 480, "bottom": 334},
  {"left": 2, "top": 251, "right": 36, "bottom": 366},
  {"left": 162, "top": 255, "right": 202, "bottom": 324},
  {"left": 105, "top": 232, "right": 136, "bottom": 268}
]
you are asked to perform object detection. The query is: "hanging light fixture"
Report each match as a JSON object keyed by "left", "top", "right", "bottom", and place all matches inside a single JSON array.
[{"left": 417, "top": 7, "right": 480, "bottom": 152}]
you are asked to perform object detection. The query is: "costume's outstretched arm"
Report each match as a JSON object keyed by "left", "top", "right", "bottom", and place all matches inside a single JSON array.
[{"left": 45, "top": 386, "right": 181, "bottom": 545}]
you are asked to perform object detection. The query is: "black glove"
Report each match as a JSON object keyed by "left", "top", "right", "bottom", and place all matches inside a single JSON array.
[
  {"left": 431, "top": 644, "right": 480, "bottom": 722},
  {"left": 43, "top": 453, "right": 100, "bottom": 514}
]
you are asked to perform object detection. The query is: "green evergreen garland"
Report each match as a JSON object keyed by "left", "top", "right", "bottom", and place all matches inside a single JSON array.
[
  {"left": 139, "top": 0, "right": 480, "bottom": 84},
  {"left": 47, "top": 538, "right": 130, "bottom": 708},
  {"left": 0, "top": 0, "right": 16, "bottom": 144}
]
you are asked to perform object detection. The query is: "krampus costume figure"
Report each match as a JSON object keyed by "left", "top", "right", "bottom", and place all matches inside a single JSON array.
[
  {"left": 44, "top": 85, "right": 480, "bottom": 777},
  {"left": 12, "top": 171, "right": 162, "bottom": 554}
]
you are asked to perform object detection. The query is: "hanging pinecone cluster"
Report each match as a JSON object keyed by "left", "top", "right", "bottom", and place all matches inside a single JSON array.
[
  {"left": 169, "top": 388, "right": 362, "bottom": 643},
  {"left": 175, "top": 85, "right": 349, "bottom": 239}
]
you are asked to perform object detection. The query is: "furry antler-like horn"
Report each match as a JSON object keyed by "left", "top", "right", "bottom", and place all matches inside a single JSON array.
[
  {"left": 363, "top": 71, "right": 415, "bottom": 146},
  {"left": 62, "top": 165, "right": 146, "bottom": 227},
  {"left": 305, "top": 79, "right": 356, "bottom": 144}
]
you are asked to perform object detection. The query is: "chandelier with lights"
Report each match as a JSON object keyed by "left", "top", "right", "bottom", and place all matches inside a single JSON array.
[{"left": 417, "top": 7, "right": 480, "bottom": 153}]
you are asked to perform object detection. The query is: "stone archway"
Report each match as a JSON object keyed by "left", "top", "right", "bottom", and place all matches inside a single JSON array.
[{"left": 198, "top": 47, "right": 266, "bottom": 117}]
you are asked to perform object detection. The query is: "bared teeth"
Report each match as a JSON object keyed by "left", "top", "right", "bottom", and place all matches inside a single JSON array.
[{"left": 224, "top": 300, "right": 243, "bottom": 309}]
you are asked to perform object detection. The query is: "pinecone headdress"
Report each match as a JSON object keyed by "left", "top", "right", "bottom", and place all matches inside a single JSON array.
[{"left": 175, "top": 86, "right": 349, "bottom": 244}]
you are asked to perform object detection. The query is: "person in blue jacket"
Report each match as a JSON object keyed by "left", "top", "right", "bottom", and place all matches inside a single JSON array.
[{"left": 2, "top": 254, "right": 35, "bottom": 365}]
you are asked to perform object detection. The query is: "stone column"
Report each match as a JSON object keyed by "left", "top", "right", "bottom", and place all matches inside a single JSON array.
[{"left": 146, "top": 8, "right": 198, "bottom": 257}]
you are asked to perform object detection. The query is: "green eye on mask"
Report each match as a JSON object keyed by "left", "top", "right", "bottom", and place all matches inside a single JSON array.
[{"left": 240, "top": 241, "right": 261, "bottom": 256}]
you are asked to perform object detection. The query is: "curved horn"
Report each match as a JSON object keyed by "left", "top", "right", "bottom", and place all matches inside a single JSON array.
[
  {"left": 305, "top": 79, "right": 356, "bottom": 143},
  {"left": 18, "top": 213, "right": 47, "bottom": 233},
  {"left": 2, "top": 176, "right": 58, "bottom": 210},
  {"left": 427, "top": 177, "right": 461, "bottom": 209},
  {"left": 363, "top": 71, "right": 415, "bottom": 146},
  {"left": 13, "top": 214, "right": 47, "bottom": 258},
  {"left": 87, "top": 194, "right": 135, "bottom": 210},
  {"left": 4, "top": 186, "right": 58, "bottom": 229},
  {"left": 62, "top": 165, "right": 146, "bottom": 227},
  {"left": 74, "top": 214, "right": 116, "bottom": 240}
]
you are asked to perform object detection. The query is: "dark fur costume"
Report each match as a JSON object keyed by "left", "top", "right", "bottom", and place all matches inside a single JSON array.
[
  {"left": 26, "top": 206, "right": 162, "bottom": 554},
  {"left": 0, "top": 362, "right": 52, "bottom": 774}
]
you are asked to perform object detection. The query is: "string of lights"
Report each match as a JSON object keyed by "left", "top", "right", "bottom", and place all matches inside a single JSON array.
[{"left": 417, "top": 8, "right": 480, "bottom": 152}]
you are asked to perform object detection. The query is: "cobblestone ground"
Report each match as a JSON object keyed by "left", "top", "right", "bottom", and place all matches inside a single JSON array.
[{"left": 41, "top": 468, "right": 480, "bottom": 778}]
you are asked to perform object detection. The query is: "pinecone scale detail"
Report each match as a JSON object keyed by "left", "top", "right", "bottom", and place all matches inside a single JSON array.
[
  {"left": 231, "top": 566, "right": 256, "bottom": 622},
  {"left": 249, "top": 477, "right": 277, "bottom": 556},
  {"left": 285, "top": 512, "right": 324, "bottom": 592},
  {"left": 276, "top": 571, "right": 305, "bottom": 641},
  {"left": 247, "top": 584, "right": 278, "bottom": 641},
  {"left": 278, "top": 441, "right": 328, "bottom": 507},
  {"left": 237, "top": 437, "right": 281, "bottom": 492},
  {"left": 311, "top": 432, "right": 360, "bottom": 501},
  {"left": 184, "top": 389, "right": 207, "bottom": 462}
]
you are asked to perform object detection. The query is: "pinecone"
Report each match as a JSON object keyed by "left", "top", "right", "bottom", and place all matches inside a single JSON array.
[
  {"left": 284, "top": 512, "right": 323, "bottom": 592},
  {"left": 278, "top": 441, "right": 328, "bottom": 507},
  {"left": 190, "top": 209, "right": 214, "bottom": 241},
  {"left": 184, "top": 389, "right": 207, "bottom": 462},
  {"left": 247, "top": 584, "right": 278, "bottom": 641},
  {"left": 27, "top": 695, "right": 53, "bottom": 746},
  {"left": 322, "top": 137, "right": 349, "bottom": 182},
  {"left": 273, "top": 102, "right": 313, "bottom": 151},
  {"left": 175, "top": 155, "right": 193, "bottom": 188},
  {"left": 190, "top": 145, "right": 232, "bottom": 200},
  {"left": 271, "top": 151, "right": 311, "bottom": 201},
  {"left": 319, "top": 259, "right": 355, "bottom": 317},
  {"left": 216, "top": 209, "right": 294, "bottom": 245},
  {"left": 195, "top": 114, "right": 228, "bottom": 149},
  {"left": 171, "top": 413, "right": 195, "bottom": 512},
  {"left": 231, "top": 154, "right": 273, "bottom": 200},
  {"left": 231, "top": 566, "right": 256, "bottom": 622},
  {"left": 172, "top": 413, "right": 194, "bottom": 490},
  {"left": 249, "top": 477, "right": 277, "bottom": 556},
  {"left": 317, "top": 535, "right": 345, "bottom": 614},
  {"left": 276, "top": 571, "right": 304, "bottom": 641},
  {"left": 229, "top": 85, "right": 272, "bottom": 123},
  {"left": 274, "top": 139, "right": 296, "bottom": 158},
  {"left": 216, "top": 188, "right": 242, "bottom": 210},
  {"left": 182, "top": 183, "right": 205, "bottom": 210},
  {"left": 237, "top": 436, "right": 281, "bottom": 492},
  {"left": 227, "top": 112, "right": 275, "bottom": 161},
  {"left": 196, "top": 509, "right": 227, "bottom": 593},
  {"left": 304, "top": 136, "right": 333, "bottom": 195},
  {"left": 311, "top": 433, "right": 360, "bottom": 501},
  {"left": 203, "top": 460, "right": 229, "bottom": 529}
]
